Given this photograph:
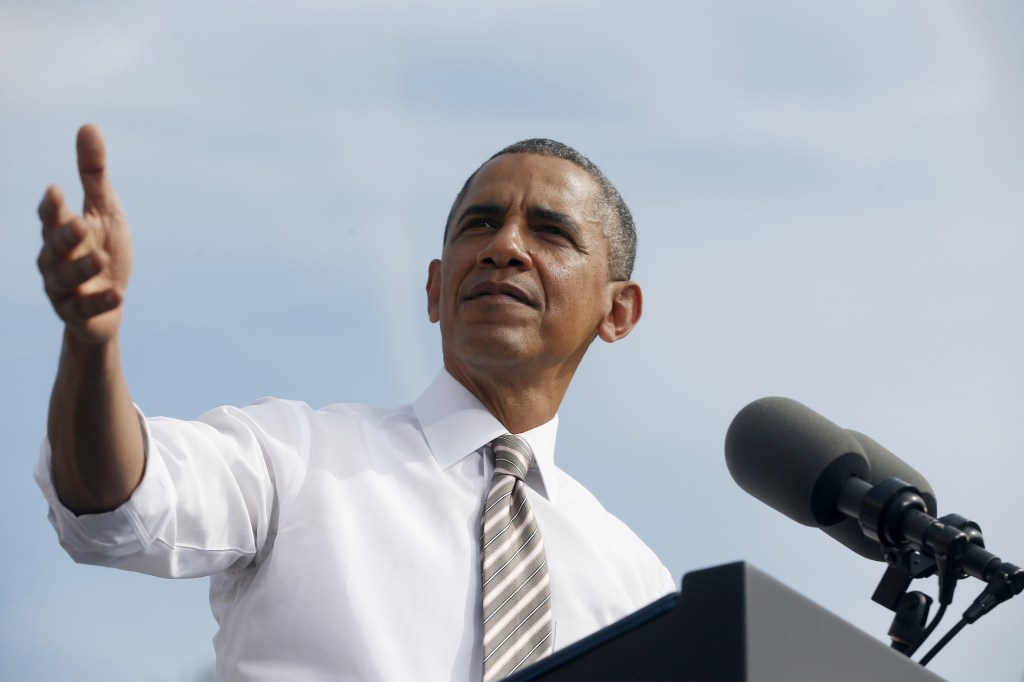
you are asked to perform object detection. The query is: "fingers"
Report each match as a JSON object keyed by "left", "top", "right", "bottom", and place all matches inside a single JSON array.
[
  {"left": 38, "top": 185, "right": 75, "bottom": 230},
  {"left": 76, "top": 124, "right": 119, "bottom": 215},
  {"left": 37, "top": 216, "right": 88, "bottom": 273},
  {"left": 42, "top": 250, "right": 107, "bottom": 300},
  {"left": 38, "top": 218, "right": 123, "bottom": 328},
  {"left": 53, "top": 288, "right": 123, "bottom": 327},
  {"left": 36, "top": 213, "right": 120, "bottom": 325}
]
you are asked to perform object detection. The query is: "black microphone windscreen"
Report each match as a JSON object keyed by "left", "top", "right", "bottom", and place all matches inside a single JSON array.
[{"left": 725, "top": 397, "right": 869, "bottom": 528}]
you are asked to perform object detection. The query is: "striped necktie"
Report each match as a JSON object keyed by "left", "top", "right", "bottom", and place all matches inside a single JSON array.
[{"left": 481, "top": 434, "right": 554, "bottom": 681}]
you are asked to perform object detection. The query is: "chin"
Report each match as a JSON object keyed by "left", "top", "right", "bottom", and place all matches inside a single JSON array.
[{"left": 444, "top": 329, "right": 539, "bottom": 365}]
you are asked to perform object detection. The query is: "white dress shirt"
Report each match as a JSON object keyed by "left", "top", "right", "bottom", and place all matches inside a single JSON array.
[{"left": 36, "top": 370, "right": 676, "bottom": 681}]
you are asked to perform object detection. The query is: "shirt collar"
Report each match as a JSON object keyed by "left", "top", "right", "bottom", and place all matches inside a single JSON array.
[{"left": 413, "top": 369, "right": 559, "bottom": 502}]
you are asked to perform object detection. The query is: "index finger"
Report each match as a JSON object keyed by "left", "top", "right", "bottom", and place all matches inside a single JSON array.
[
  {"left": 38, "top": 185, "right": 75, "bottom": 231},
  {"left": 77, "top": 124, "right": 118, "bottom": 214}
]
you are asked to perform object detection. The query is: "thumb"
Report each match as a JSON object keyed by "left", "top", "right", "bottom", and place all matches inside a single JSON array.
[{"left": 77, "top": 124, "right": 119, "bottom": 215}]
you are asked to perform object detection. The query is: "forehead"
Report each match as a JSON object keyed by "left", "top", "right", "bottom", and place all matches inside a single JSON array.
[{"left": 457, "top": 153, "right": 604, "bottom": 219}]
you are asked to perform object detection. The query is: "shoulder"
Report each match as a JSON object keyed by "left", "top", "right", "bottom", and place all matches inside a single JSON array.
[
  {"left": 146, "top": 397, "right": 420, "bottom": 458},
  {"left": 185, "top": 396, "right": 416, "bottom": 430}
]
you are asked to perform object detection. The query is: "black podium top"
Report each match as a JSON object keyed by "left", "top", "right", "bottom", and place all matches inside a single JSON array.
[{"left": 509, "top": 562, "right": 946, "bottom": 682}]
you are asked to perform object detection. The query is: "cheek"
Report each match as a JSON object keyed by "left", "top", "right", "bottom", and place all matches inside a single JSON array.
[
  {"left": 437, "top": 261, "right": 463, "bottom": 306},
  {"left": 544, "top": 267, "right": 607, "bottom": 320}
]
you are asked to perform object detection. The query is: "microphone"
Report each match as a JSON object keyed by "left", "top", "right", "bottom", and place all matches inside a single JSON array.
[
  {"left": 725, "top": 396, "right": 1023, "bottom": 589},
  {"left": 726, "top": 396, "right": 1024, "bottom": 660},
  {"left": 724, "top": 396, "right": 869, "bottom": 529}
]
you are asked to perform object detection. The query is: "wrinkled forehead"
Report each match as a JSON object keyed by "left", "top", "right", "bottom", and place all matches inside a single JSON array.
[{"left": 456, "top": 153, "right": 606, "bottom": 222}]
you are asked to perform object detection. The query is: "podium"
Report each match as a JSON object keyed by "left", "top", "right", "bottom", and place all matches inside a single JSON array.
[{"left": 508, "top": 562, "right": 946, "bottom": 681}]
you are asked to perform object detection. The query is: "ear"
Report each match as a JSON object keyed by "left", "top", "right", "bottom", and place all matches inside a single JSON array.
[
  {"left": 426, "top": 259, "right": 441, "bottom": 323},
  {"left": 597, "top": 281, "right": 642, "bottom": 343}
]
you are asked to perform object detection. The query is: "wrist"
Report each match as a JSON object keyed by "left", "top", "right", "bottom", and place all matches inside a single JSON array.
[{"left": 61, "top": 328, "right": 121, "bottom": 369}]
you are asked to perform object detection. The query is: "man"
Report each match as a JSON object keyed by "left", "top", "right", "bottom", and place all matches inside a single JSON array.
[{"left": 35, "top": 125, "right": 675, "bottom": 680}]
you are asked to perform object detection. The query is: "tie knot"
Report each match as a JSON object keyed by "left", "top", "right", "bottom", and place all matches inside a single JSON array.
[{"left": 489, "top": 434, "right": 534, "bottom": 481}]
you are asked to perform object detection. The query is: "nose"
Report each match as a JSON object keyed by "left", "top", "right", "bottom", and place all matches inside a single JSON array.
[{"left": 477, "top": 221, "right": 533, "bottom": 270}]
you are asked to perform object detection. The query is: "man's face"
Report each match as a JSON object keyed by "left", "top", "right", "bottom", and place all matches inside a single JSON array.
[{"left": 427, "top": 153, "right": 620, "bottom": 377}]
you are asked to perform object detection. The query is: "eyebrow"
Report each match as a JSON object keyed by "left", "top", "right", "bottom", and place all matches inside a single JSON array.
[
  {"left": 456, "top": 202, "right": 505, "bottom": 226},
  {"left": 455, "top": 202, "right": 583, "bottom": 241}
]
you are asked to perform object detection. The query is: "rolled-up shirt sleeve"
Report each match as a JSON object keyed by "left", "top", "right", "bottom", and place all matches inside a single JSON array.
[{"left": 35, "top": 399, "right": 303, "bottom": 579}]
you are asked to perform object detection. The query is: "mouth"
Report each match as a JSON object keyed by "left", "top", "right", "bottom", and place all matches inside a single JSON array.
[{"left": 463, "top": 280, "right": 538, "bottom": 308}]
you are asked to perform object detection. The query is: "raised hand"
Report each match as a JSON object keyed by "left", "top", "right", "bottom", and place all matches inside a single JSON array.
[
  {"left": 39, "top": 125, "right": 144, "bottom": 514},
  {"left": 37, "top": 124, "right": 133, "bottom": 344}
]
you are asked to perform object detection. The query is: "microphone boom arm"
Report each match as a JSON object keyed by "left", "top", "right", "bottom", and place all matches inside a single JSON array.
[{"left": 838, "top": 476, "right": 1024, "bottom": 591}]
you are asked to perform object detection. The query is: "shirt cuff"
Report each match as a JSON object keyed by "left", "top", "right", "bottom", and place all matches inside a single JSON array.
[{"left": 34, "top": 406, "right": 173, "bottom": 559}]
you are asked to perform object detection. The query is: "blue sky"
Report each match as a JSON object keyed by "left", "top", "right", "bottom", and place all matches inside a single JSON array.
[{"left": 2, "top": 1, "right": 1022, "bottom": 680}]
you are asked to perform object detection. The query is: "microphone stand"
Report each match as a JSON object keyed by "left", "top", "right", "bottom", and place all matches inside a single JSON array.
[
  {"left": 871, "top": 545, "right": 935, "bottom": 655},
  {"left": 837, "top": 476, "right": 1024, "bottom": 664}
]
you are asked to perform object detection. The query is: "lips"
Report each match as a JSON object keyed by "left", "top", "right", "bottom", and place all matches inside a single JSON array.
[{"left": 463, "top": 280, "right": 539, "bottom": 307}]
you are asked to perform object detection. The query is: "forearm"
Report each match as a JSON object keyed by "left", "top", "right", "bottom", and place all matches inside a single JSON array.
[{"left": 49, "top": 330, "right": 144, "bottom": 514}]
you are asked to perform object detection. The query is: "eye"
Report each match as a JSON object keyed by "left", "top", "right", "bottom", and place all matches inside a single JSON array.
[
  {"left": 536, "top": 225, "right": 573, "bottom": 243},
  {"left": 455, "top": 218, "right": 496, "bottom": 237}
]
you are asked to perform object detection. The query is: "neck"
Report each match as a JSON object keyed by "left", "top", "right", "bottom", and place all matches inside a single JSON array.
[{"left": 443, "top": 356, "right": 576, "bottom": 433}]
